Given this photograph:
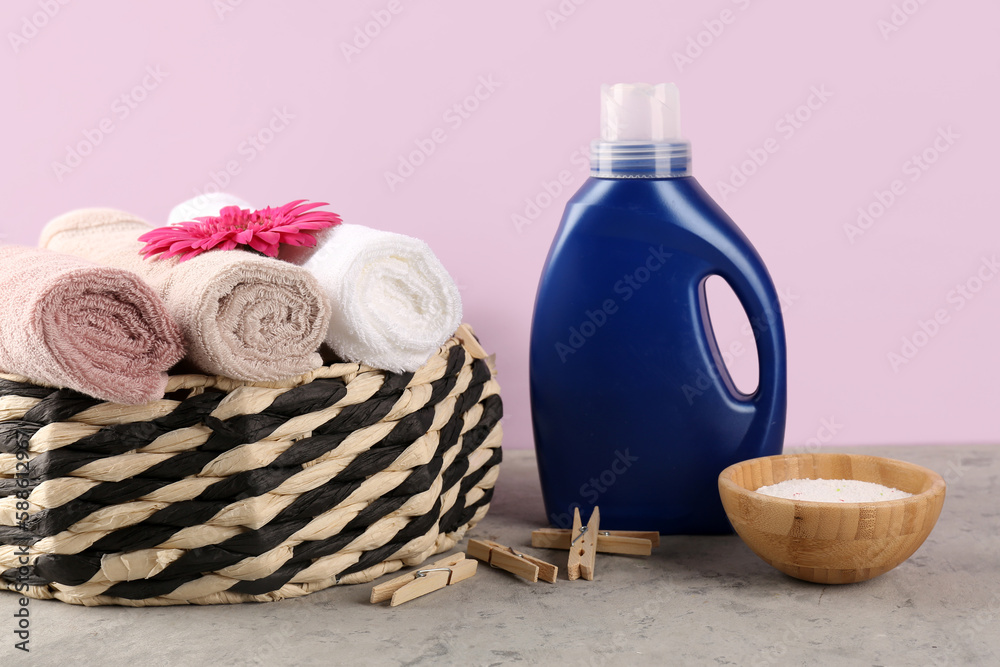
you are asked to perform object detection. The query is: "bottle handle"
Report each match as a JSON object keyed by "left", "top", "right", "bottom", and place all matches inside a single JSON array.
[{"left": 702, "top": 249, "right": 787, "bottom": 451}]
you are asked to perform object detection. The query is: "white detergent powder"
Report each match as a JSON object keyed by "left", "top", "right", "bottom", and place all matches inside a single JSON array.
[{"left": 755, "top": 478, "right": 912, "bottom": 502}]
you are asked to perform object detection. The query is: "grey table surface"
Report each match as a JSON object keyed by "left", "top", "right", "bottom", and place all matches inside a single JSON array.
[{"left": 2, "top": 445, "right": 998, "bottom": 667}]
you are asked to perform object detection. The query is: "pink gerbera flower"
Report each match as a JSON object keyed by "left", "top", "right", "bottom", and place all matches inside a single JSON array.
[{"left": 138, "top": 200, "right": 342, "bottom": 261}]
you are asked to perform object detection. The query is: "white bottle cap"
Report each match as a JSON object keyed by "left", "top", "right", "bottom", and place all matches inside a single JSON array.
[{"left": 600, "top": 83, "right": 681, "bottom": 142}]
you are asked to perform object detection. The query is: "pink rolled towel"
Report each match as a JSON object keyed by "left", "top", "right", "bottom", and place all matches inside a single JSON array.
[
  {"left": 41, "top": 209, "right": 331, "bottom": 382},
  {"left": 0, "top": 246, "right": 185, "bottom": 404}
]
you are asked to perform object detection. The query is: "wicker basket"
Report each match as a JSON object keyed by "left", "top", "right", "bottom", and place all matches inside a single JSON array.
[{"left": 0, "top": 324, "right": 502, "bottom": 606}]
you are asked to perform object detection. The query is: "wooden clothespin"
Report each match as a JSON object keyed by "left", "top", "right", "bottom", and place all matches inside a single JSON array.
[
  {"left": 370, "top": 553, "right": 477, "bottom": 607},
  {"left": 530, "top": 506, "right": 660, "bottom": 581},
  {"left": 467, "top": 539, "right": 558, "bottom": 583},
  {"left": 567, "top": 506, "right": 599, "bottom": 580},
  {"left": 532, "top": 523, "right": 659, "bottom": 557}
]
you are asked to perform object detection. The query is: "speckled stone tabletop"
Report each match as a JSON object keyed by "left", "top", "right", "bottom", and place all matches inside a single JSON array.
[{"left": 2, "top": 445, "right": 997, "bottom": 666}]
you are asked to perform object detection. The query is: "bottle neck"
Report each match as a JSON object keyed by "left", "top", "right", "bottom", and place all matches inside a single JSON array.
[{"left": 590, "top": 139, "right": 692, "bottom": 179}]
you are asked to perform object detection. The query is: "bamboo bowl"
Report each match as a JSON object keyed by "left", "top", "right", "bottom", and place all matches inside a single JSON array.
[{"left": 718, "top": 453, "right": 945, "bottom": 584}]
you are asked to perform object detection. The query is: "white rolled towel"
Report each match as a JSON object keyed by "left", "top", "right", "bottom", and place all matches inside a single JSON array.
[
  {"left": 302, "top": 224, "right": 463, "bottom": 372},
  {"left": 168, "top": 194, "right": 464, "bottom": 373},
  {"left": 168, "top": 192, "right": 253, "bottom": 225}
]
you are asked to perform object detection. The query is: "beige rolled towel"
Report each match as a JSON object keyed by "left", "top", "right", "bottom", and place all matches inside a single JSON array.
[{"left": 41, "top": 209, "right": 331, "bottom": 382}]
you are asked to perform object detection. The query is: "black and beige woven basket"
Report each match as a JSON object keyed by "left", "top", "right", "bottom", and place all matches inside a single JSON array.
[{"left": 0, "top": 324, "right": 502, "bottom": 606}]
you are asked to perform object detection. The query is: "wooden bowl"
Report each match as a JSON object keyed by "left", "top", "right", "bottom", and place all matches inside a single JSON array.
[{"left": 718, "top": 453, "right": 946, "bottom": 584}]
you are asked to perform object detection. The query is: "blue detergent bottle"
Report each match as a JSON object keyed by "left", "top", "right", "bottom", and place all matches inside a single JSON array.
[{"left": 529, "top": 83, "right": 787, "bottom": 534}]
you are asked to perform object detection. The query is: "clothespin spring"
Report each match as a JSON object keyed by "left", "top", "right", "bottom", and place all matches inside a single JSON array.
[
  {"left": 467, "top": 539, "right": 558, "bottom": 583},
  {"left": 415, "top": 567, "right": 455, "bottom": 583}
]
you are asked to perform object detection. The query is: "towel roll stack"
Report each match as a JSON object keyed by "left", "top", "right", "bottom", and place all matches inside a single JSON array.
[
  {"left": 170, "top": 194, "right": 464, "bottom": 373},
  {"left": 41, "top": 209, "right": 331, "bottom": 382}
]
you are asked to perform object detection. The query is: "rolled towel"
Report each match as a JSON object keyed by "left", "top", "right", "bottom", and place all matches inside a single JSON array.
[
  {"left": 0, "top": 245, "right": 185, "bottom": 404},
  {"left": 168, "top": 192, "right": 253, "bottom": 226},
  {"left": 301, "top": 224, "right": 463, "bottom": 373},
  {"left": 40, "top": 209, "right": 331, "bottom": 382}
]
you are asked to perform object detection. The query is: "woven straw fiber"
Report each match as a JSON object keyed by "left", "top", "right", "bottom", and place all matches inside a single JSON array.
[{"left": 0, "top": 324, "right": 502, "bottom": 606}]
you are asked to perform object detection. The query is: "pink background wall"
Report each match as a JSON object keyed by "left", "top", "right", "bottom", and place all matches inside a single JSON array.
[{"left": 2, "top": 0, "right": 997, "bottom": 450}]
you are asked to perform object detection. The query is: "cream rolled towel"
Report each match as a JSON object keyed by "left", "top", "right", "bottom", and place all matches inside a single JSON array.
[
  {"left": 301, "top": 224, "right": 463, "bottom": 373},
  {"left": 40, "top": 209, "right": 331, "bottom": 382},
  {"left": 0, "top": 245, "right": 185, "bottom": 404}
]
